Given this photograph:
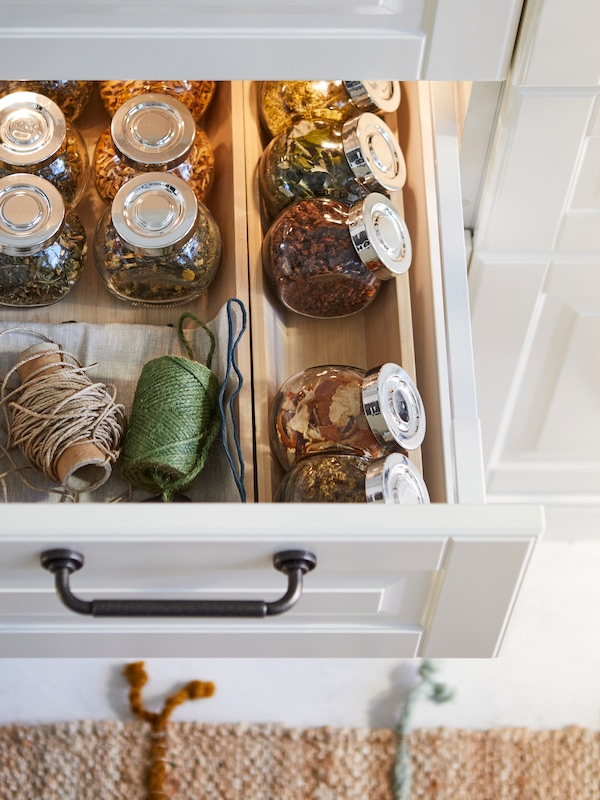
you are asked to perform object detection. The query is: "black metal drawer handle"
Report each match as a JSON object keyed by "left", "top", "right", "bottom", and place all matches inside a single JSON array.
[{"left": 40, "top": 548, "right": 317, "bottom": 618}]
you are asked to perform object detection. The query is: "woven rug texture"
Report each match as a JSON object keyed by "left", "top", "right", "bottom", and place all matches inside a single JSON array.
[{"left": 0, "top": 721, "right": 598, "bottom": 800}]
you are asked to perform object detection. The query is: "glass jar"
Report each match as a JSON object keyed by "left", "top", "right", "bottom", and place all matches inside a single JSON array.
[
  {"left": 274, "top": 452, "right": 429, "bottom": 504},
  {"left": 270, "top": 363, "right": 425, "bottom": 469},
  {"left": 93, "top": 92, "right": 215, "bottom": 205},
  {"left": 0, "top": 80, "right": 94, "bottom": 121},
  {"left": 0, "top": 91, "right": 89, "bottom": 209},
  {"left": 259, "top": 112, "right": 406, "bottom": 219},
  {"left": 0, "top": 174, "right": 87, "bottom": 307},
  {"left": 93, "top": 172, "right": 221, "bottom": 306},
  {"left": 258, "top": 80, "right": 401, "bottom": 138},
  {"left": 262, "top": 193, "right": 412, "bottom": 318},
  {"left": 98, "top": 80, "right": 216, "bottom": 123}
]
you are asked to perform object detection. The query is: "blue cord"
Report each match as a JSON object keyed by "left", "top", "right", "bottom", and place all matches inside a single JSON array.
[{"left": 218, "top": 298, "right": 247, "bottom": 502}]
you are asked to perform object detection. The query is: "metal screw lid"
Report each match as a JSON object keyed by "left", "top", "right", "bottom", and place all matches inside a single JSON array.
[
  {"left": 343, "top": 81, "right": 401, "bottom": 113},
  {"left": 0, "top": 91, "right": 66, "bottom": 167},
  {"left": 348, "top": 192, "right": 412, "bottom": 279},
  {"left": 361, "top": 362, "right": 426, "bottom": 450},
  {"left": 365, "top": 453, "right": 430, "bottom": 504},
  {"left": 111, "top": 92, "right": 196, "bottom": 170},
  {"left": 0, "top": 174, "right": 64, "bottom": 255},
  {"left": 111, "top": 172, "right": 198, "bottom": 255},
  {"left": 342, "top": 112, "right": 406, "bottom": 193}
]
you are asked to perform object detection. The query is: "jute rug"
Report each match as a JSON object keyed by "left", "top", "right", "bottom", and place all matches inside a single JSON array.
[{"left": 0, "top": 721, "right": 598, "bottom": 800}]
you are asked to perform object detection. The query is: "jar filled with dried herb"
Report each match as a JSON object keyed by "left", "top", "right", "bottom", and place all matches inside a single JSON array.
[
  {"left": 259, "top": 112, "right": 406, "bottom": 219},
  {"left": 98, "top": 81, "right": 216, "bottom": 123},
  {"left": 93, "top": 92, "right": 215, "bottom": 205},
  {"left": 274, "top": 452, "right": 429, "bottom": 504},
  {"left": 271, "top": 363, "right": 425, "bottom": 469},
  {"left": 0, "top": 91, "right": 89, "bottom": 209},
  {"left": 262, "top": 193, "right": 411, "bottom": 318},
  {"left": 0, "top": 80, "right": 94, "bottom": 121},
  {"left": 0, "top": 174, "right": 87, "bottom": 307},
  {"left": 258, "top": 80, "right": 401, "bottom": 139},
  {"left": 93, "top": 172, "right": 221, "bottom": 306}
]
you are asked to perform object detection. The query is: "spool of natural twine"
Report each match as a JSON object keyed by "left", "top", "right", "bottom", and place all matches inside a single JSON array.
[
  {"left": 1, "top": 335, "right": 126, "bottom": 496},
  {"left": 119, "top": 313, "right": 222, "bottom": 501}
]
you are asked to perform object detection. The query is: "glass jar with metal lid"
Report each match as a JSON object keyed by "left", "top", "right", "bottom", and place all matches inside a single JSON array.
[
  {"left": 259, "top": 111, "right": 406, "bottom": 219},
  {"left": 270, "top": 363, "right": 425, "bottom": 469},
  {"left": 262, "top": 192, "right": 412, "bottom": 318},
  {"left": 93, "top": 92, "right": 216, "bottom": 205},
  {"left": 0, "top": 174, "right": 87, "bottom": 307},
  {"left": 0, "top": 91, "right": 89, "bottom": 209},
  {"left": 258, "top": 80, "right": 401, "bottom": 139},
  {"left": 93, "top": 171, "right": 221, "bottom": 306},
  {"left": 98, "top": 80, "right": 216, "bottom": 123},
  {"left": 0, "top": 81, "right": 94, "bottom": 121},
  {"left": 274, "top": 452, "right": 429, "bottom": 504}
]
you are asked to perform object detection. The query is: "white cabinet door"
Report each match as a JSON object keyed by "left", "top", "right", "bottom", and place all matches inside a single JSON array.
[{"left": 0, "top": 0, "right": 523, "bottom": 80}]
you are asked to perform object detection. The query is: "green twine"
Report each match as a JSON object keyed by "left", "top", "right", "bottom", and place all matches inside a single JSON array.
[
  {"left": 393, "top": 661, "right": 455, "bottom": 800},
  {"left": 120, "top": 313, "right": 222, "bottom": 502}
]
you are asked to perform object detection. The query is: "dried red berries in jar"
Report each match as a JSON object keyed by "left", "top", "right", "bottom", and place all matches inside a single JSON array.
[
  {"left": 262, "top": 193, "right": 412, "bottom": 318},
  {"left": 270, "top": 363, "right": 425, "bottom": 468}
]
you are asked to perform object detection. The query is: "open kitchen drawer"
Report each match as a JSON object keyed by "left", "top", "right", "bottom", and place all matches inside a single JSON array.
[{"left": 0, "top": 80, "right": 544, "bottom": 658}]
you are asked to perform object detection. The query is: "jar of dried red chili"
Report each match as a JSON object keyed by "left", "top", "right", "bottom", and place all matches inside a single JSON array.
[
  {"left": 258, "top": 80, "right": 401, "bottom": 138},
  {"left": 258, "top": 111, "right": 406, "bottom": 219},
  {"left": 270, "top": 363, "right": 425, "bottom": 469},
  {"left": 274, "top": 452, "right": 429, "bottom": 504},
  {"left": 262, "top": 192, "right": 411, "bottom": 318}
]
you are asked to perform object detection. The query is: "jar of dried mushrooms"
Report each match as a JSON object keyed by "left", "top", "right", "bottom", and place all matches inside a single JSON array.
[
  {"left": 0, "top": 80, "right": 94, "bottom": 121},
  {"left": 274, "top": 452, "right": 429, "bottom": 503},
  {"left": 0, "top": 174, "right": 87, "bottom": 307},
  {"left": 259, "top": 112, "right": 406, "bottom": 219},
  {"left": 93, "top": 172, "right": 221, "bottom": 306},
  {"left": 0, "top": 91, "right": 89, "bottom": 209},
  {"left": 270, "top": 363, "right": 425, "bottom": 468},
  {"left": 258, "top": 80, "right": 401, "bottom": 138},
  {"left": 93, "top": 92, "right": 215, "bottom": 205},
  {"left": 262, "top": 193, "right": 411, "bottom": 318},
  {"left": 98, "top": 80, "right": 216, "bottom": 123}
]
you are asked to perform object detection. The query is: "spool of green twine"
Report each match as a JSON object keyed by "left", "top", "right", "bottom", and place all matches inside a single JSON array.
[{"left": 120, "top": 313, "right": 222, "bottom": 501}]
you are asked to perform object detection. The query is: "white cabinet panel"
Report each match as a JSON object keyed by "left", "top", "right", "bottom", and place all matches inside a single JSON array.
[
  {"left": 512, "top": 0, "right": 600, "bottom": 88},
  {"left": 473, "top": 90, "right": 595, "bottom": 252},
  {"left": 0, "top": 0, "right": 523, "bottom": 80},
  {"left": 471, "top": 259, "right": 600, "bottom": 502}
]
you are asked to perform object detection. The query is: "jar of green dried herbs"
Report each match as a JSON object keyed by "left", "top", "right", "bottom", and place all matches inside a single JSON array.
[
  {"left": 274, "top": 452, "right": 429, "bottom": 503},
  {"left": 258, "top": 80, "right": 401, "bottom": 139},
  {"left": 93, "top": 92, "right": 215, "bottom": 205},
  {"left": 98, "top": 80, "right": 216, "bottom": 123},
  {"left": 270, "top": 363, "right": 425, "bottom": 469},
  {"left": 259, "top": 112, "right": 406, "bottom": 219},
  {"left": 262, "top": 193, "right": 412, "bottom": 318},
  {"left": 0, "top": 174, "right": 87, "bottom": 307},
  {"left": 93, "top": 172, "right": 221, "bottom": 306},
  {"left": 0, "top": 80, "right": 94, "bottom": 121},
  {"left": 0, "top": 91, "right": 89, "bottom": 209}
]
